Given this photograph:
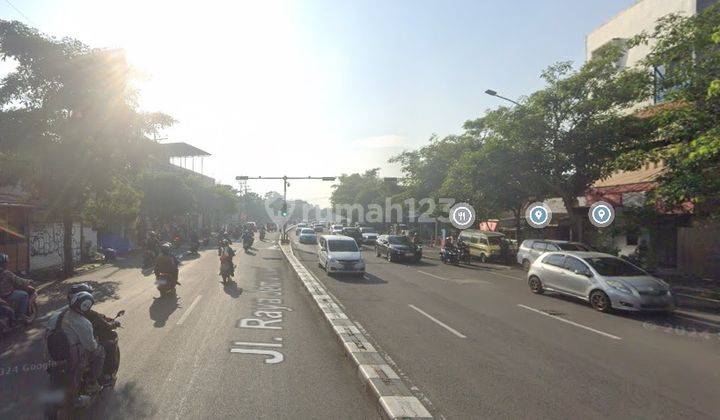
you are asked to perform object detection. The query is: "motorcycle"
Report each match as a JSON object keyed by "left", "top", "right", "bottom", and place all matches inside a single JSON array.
[
  {"left": 142, "top": 248, "right": 156, "bottom": 268},
  {"left": 458, "top": 243, "right": 472, "bottom": 265},
  {"left": 440, "top": 247, "right": 460, "bottom": 265},
  {"left": 242, "top": 234, "right": 253, "bottom": 252},
  {"left": 0, "top": 285, "right": 38, "bottom": 336},
  {"left": 220, "top": 258, "right": 233, "bottom": 283},
  {"left": 189, "top": 240, "right": 199, "bottom": 255},
  {"left": 44, "top": 310, "right": 125, "bottom": 419},
  {"left": 155, "top": 273, "right": 176, "bottom": 297},
  {"left": 259, "top": 230, "right": 266, "bottom": 241}
]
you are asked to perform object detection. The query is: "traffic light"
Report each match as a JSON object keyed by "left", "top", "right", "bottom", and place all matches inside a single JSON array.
[{"left": 281, "top": 202, "right": 288, "bottom": 217}]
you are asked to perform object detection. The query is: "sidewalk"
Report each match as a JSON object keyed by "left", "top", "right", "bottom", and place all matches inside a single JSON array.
[{"left": 653, "top": 269, "right": 720, "bottom": 313}]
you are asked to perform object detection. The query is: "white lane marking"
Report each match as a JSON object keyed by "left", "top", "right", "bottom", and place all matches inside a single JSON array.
[
  {"left": 232, "top": 341, "right": 283, "bottom": 348},
  {"left": 408, "top": 304, "right": 466, "bottom": 339},
  {"left": 517, "top": 304, "right": 622, "bottom": 340},
  {"left": 416, "top": 270, "right": 447, "bottom": 280},
  {"left": 177, "top": 295, "right": 202, "bottom": 325}
]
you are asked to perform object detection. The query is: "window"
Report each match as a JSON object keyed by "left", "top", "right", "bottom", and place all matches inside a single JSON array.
[
  {"left": 470, "top": 236, "right": 479, "bottom": 244},
  {"left": 543, "top": 254, "right": 565, "bottom": 267},
  {"left": 557, "top": 243, "right": 590, "bottom": 251},
  {"left": 545, "top": 244, "right": 560, "bottom": 251},
  {"left": 328, "top": 240, "right": 358, "bottom": 252},
  {"left": 388, "top": 236, "right": 410, "bottom": 245},
  {"left": 585, "top": 257, "right": 645, "bottom": 276},
  {"left": 563, "top": 257, "right": 590, "bottom": 275},
  {"left": 532, "top": 242, "right": 547, "bottom": 251}
]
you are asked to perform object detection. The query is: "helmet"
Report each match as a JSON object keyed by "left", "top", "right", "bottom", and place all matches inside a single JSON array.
[
  {"left": 67, "top": 283, "right": 93, "bottom": 303},
  {"left": 69, "top": 291, "right": 94, "bottom": 313},
  {"left": 160, "top": 242, "right": 172, "bottom": 255},
  {"left": 0, "top": 253, "right": 8, "bottom": 268}
]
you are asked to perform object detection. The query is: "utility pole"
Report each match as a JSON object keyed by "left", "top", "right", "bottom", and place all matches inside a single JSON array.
[{"left": 236, "top": 175, "right": 336, "bottom": 243}]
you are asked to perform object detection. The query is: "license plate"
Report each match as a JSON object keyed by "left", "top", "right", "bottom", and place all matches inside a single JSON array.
[{"left": 405, "top": 252, "right": 414, "bottom": 256}]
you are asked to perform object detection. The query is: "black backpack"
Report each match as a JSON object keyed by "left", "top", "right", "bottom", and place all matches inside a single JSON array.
[{"left": 47, "top": 310, "right": 71, "bottom": 361}]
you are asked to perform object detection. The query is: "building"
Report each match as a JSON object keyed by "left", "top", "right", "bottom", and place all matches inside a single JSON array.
[{"left": 584, "top": 0, "right": 718, "bottom": 275}]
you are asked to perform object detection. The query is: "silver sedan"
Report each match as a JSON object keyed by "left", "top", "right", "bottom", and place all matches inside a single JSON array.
[{"left": 527, "top": 251, "right": 674, "bottom": 313}]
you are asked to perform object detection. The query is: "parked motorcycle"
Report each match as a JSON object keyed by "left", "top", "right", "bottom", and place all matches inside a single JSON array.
[
  {"left": 155, "top": 273, "right": 176, "bottom": 297},
  {"left": 458, "top": 243, "right": 472, "bottom": 265},
  {"left": 0, "top": 285, "right": 38, "bottom": 336},
  {"left": 44, "top": 310, "right": 125, "bottom": 419},
  {"left": 189, "top": 240, "right": 199, "bottom": 255}
]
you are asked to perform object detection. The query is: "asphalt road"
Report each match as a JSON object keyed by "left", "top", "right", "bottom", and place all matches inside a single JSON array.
[
  {"left": 0, "top": 234, "right": 379, "bottom": 420},
  {"left": 292, "top": 231, "right": 720, "bottom": 419}
]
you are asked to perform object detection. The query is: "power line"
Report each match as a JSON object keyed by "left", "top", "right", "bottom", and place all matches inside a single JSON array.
[{"left": 5, "top": 0, "right": 38, "bottom": 27}]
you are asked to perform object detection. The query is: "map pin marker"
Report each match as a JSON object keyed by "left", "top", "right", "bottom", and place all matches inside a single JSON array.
[{"left": 598, "top": 209, "right": 606, "bottom": 219}]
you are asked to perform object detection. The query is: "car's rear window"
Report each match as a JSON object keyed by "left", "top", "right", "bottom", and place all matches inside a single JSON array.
[
  {"left": 300, "top": 229, "right": 315, "bottom": 234},
  {"left": 388, "top": 236, "right": 410, "bottom": 245},
  {"left": 328, "top": 240, "right": 359, "bottom": 252}
]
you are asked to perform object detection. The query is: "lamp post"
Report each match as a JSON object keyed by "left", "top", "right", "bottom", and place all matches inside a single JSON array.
[{"left": 484, "top": 89, "right": 521, "bottom": 106}]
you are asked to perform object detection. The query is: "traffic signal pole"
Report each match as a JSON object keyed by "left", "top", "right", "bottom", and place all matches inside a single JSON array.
[{"left": 235, "top": 175, "right": 336, "bottom": 243}]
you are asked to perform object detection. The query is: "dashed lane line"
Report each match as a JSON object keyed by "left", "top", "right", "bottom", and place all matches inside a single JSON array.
[
  {"left": 408, "top": 304, "right": 467, "bottom": 339},
  {"left": 176, "top": 295, "right": 202, "bottom": 326},
  {"left": 517, "top": 304, "right": 622, "bottom": 340}
]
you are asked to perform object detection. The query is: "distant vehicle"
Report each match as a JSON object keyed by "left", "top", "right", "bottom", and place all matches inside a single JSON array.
[
  {"left": 527, "top": 251, "right": 674, "bottom": 314},
  {"left": 340, "top": 227, "right": 364, "bottom": 245},
  {"left": 313, "top": 224, "right": 325, "bottom": 233},
  {"left": 517, "top": 239, "right": 591, "bottom": 270},
  {"left": 298, "top": 228, "right": 318, "bottom": 244},
  {"left": 330, "top": 224, "right": 344, "bottom": 235},
  {"left": 359, "top": 227, "right": 378, "bottom": 244},
  {"left": 375, "top": 234, "right": 422, "bottom": 262},
  {"left": 266, "top": 222, "right": 278, "bottom": 232},
  {"left": 296, "top": 222, "right": 307, "bottom": 229},
  {"left": 457, "top": 229, "right": 505, "bottom": 263},
  {"left": 246, "top": 221, "right": 257, "bottom": 232},
  {"left": 317, "top": 235, "right": 365, "bottom": 276}
]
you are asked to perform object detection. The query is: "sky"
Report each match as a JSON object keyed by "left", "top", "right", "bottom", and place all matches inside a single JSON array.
[{"left": 0, "top": 0, "right": 637, "bottom": 207}]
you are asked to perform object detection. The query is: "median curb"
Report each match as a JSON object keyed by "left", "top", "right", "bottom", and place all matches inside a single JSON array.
[{"left": 280, "top": 242, "right": 433, "bottom": 419}]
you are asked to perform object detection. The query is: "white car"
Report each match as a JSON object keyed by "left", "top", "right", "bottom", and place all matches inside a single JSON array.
[
  {"left": 317, "top": 235, "right": 365, "bottom": 277},
  {"left": 330, "top": 224, "right": 344, "bottom": 235},
  {"left": 359, "top": 227, "right": 378, "bottom": 244}
]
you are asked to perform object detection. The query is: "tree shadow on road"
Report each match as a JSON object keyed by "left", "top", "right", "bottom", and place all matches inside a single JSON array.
[{"left": 148, "top": 295, "right": 180, "bottom": 328}]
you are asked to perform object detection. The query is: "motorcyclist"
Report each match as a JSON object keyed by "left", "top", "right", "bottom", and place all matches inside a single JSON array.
[
  {"left": 441, "top": 236, "right": 457, "bottom": 261},
  {"left": 0, "top": 253, "right": 32, "bottom": 324},
  {"left": 146, "top": 231, "right": 160, "bottom": 257},
  {"left": 154, "top": 243, "right": 179, "bottom": 286},
  {"left": 66, "top": 284, "right": 120, "bottom": 385},
  {"left": 47, "top": 291, "right": 105, "bottom": 394},
  {"left": 218, "top": 239, "right": 236, "bottom": 277},
  {"left": 259, "top": 225, "right": 266, "bottom": 241}
]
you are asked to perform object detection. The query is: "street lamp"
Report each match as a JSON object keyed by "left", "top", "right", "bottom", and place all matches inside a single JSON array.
[{"left": 485, "top": 89, "right": 521, "bottom": 106}]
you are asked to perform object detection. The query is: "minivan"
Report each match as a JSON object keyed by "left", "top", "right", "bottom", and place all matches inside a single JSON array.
[
  {"left": 457, "top": 229, "right": 505, "bottom": 262},
  {"left": 517, "top": 239, "right": 590, "bottom": 270},
  {"left": 317, "top": 235, "right": 365, "bottom": 277}
]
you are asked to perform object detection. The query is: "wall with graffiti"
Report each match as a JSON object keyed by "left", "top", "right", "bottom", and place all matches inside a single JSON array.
[{"left": 28, "top": 222, "right": 82, "bottom": 271}]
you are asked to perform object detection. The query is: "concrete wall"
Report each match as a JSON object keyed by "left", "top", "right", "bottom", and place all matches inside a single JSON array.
[{"left": 28, "top": 222, "right": 83, "bottom": 271}]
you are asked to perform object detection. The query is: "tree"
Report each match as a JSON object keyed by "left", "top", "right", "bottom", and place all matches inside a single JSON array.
[
  {"left": 625, "top": 5, "right": 720, "bottom": 215},
  {"left": 139, "top": 172, "right": 196, "bottom": 225},
  {"left": 0, "top": 21, "right": 173, "bottom": 276},
  {"left": 508, "top": 43, "right": 653, "bottom": 240},
  {"left": 441, "top": 107, "right": 551, "bottom": 240}
]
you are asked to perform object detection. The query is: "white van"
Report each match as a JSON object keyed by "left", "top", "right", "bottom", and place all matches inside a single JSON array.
[{"left": 318, "top": 235, "right": 365, "bottom": 277}]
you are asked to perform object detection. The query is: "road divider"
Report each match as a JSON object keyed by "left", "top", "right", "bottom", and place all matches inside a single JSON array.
[
  {"left": 281, "top": 242, "right": 433, "bottom": 419},
  {"left": 517, "top": 304, "right": 622, "bottom": 340}
]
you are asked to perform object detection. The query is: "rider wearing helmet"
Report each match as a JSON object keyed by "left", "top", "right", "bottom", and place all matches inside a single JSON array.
[
  {"left": 0, "top": 253, "right": 32, "bottom": 324},
  {"left": 154, "top": 243, "right": 179, "bottom": 286},
  {"left": 47, "top": 290, "right": 105, "bottom": 393},
  {"left": 218, "top": 239, "right": 236, "bottom": 276},
  {"left": 66, "top": 284, "right": 120, "bottom": 385}
]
